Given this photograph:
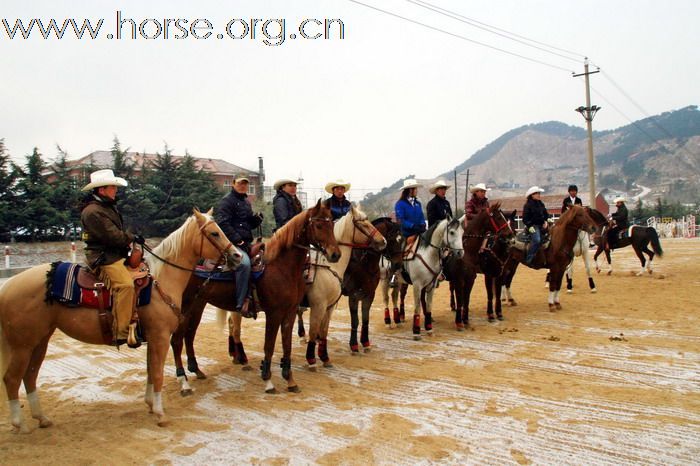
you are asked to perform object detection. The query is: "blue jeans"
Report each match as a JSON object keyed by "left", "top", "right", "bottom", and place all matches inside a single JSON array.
[
  {"left": 234, "top": 250, "right": 251, "bottom": 308},
  {"left": 526, "top": 227, "right": 542, "bottom": 264}
]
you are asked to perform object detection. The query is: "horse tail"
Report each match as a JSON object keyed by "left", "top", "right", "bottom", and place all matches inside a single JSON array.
[
  {"left": 649, "top": 228, "right": 664, "bottom": 258},
  {"left": 0, "top": 286, "right": 9, "bottom": 393},
  {"left": 216, "top": 308, "right": 229, "bottom": 329}
]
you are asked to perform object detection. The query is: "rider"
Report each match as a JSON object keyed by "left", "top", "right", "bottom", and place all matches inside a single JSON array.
[
  {"left": 216, "top": 176, "right": 263, "bottom": 318},
  {"left": 607, "top": 197, "right": 629, "bottom": 247},
  {"left": 323, "top": 179, "right": 352, "bottom": 221},
  {"left": 464, "top": 183, "right": 490, "bottom": 224},
  {"left": 80, "top": 169, "right": 143, "bottom": 346},
  {"left": 561, "top": 184, "right": 583, "bottom": 213},
  {"left": 523, "top": 186, "right": 550, "bottom": 266},
  {"left": 395, "top": 179, "right": 426, "bottom": 238},
  {"left": 272, "top": 178, "right": 303, "bottom": 230},
  {"left": 426, "top": 180, "right": 453, "bottom": 227}
]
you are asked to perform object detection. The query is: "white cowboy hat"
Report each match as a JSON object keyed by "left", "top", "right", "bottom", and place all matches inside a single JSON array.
[
  {"left": 81, "top": 169, "right": 128, "bottom": 192},
  {"left": 469, "top": 183, "right": 490, "bottom": 194},
  {"left": 614, "top": 196, "right": 626, "bottom": 203},
  {"left": 525, "top": 186, "right": 545, "bottom": 197},
  {"left": 325, "top": 179, "right": 351, "bottom": 194},
  {"left": 398, "top": 178, "right": 422, "bottom": 191},
  {"left": 274, "top": 178, "right": 297, "bottom": 191},
  {"left": 234, "top": 175, "right": 251, "bottom": 183},
  {"left": 429, "top": 180, "right": 451, "bottom": 194}
]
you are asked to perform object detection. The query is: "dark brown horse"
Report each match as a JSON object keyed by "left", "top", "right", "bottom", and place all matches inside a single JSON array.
[
  {"left": 450, "top": 204, "right": 515, "bottom": 328},
  {"left": 172, "top": 200, "right": 340, "bottom": 395},
  {"left": 342, "top": 217, "right": 403, "bottom": 353},
  {"left": 502, "top": 205, "right": 596, "bottom": 311}
]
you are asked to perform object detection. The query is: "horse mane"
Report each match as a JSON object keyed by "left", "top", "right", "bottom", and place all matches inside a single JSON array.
[
  {"left": 587, "top": 207, "right": 608, "bottom": 225},
  {"left": 420, "top": 221, "right": 440, "bottom": 244},
  {"left": 550, "top": 205, "right": 581, "bottom": 251},
  {"left": 149, "top": 214, "right": 199, "bottom": 278},
  {"left": 265, "top": 209, "right": 310, "bottom": 263}
]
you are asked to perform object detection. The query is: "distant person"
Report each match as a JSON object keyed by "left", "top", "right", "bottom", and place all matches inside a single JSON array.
[
  {"left": 561, "top": 184, "right": 583, "bottom": 213},
  {"left": 395, "top": 179, "right": 426, "bottom": 238},
  {"left": 607, "top": 197, "right": 629, "bottom": 247},
  {"left": 323, "top": 179, "right": 352, "bottom": 221},
  {"left": 523, "top": 186, "right": 550, "bottom": 265},
  {"left": 426, "top": 180, "right": 453, "bottom": 227},
  {"left": 464, "top": 183, "right": 490, "bottom": 224},
  {"left": 272, "top": 178, "right": 303, "bottom": 229}
]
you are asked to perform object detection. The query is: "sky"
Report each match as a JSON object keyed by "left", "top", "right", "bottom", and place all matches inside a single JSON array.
[{"left": 2, "top": 0, "right": 698, "bottom": 202}]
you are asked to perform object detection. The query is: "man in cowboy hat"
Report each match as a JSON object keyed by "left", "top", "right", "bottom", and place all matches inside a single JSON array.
[
  {"left": 323, "top": 179, "right": 352, "bottom": 221},
  {"left": 216, "top": 175, "right": 264, "bottom": 318},
  {"left": 273, "top": 178, "right": 303, "bottom": 230},
  {"left": 426, "top": 180, "right": 453, "bottom": 227},
  {"left": 561, "top": 184, "right": 583, "bottom": 213},
  {"left": 523, "top": 186, "right": 550, "bottom": 265},
  {"left": 607, "top": 196, "right": 629, "bottom": 248},
  {"left": 395, "top": 178, "right": 426, "bottom": 238},
  {"left": 464, "top": 183, "right": 490, "bottom": 223},
  {"left": 80, "top": 169, "right": 144, "bottom": 346}
]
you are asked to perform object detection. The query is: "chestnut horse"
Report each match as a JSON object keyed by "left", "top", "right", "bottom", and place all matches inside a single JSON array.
[
  {"left": 502, "top": 205, "right": 596, "bottom": 311},
  {"left": 342, "top": 217, "right": 404, "bottom": 353},
  {"left": 173, "top": 201, "right": 340, "bottom": 395},
  {"left": 0, "top": 209, "right": 240, "bottom": 431}
]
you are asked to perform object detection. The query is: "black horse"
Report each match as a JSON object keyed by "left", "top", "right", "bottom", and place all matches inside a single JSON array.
[{"left": 588, "top": 208, "right": 664, "bottom": 275}]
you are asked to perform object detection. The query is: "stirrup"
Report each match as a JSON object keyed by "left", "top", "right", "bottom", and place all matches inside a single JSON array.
[{"left": 127, "top": 322, "right": 142, "bottom": 349}]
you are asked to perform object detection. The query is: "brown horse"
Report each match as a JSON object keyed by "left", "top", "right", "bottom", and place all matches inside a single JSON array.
[
  {"left": 0, "top": 209, "right": 240, "bottom": 431},
  {"left": 502, "top": 205, "right": 596, "bottom": 311},
  {"left": 342, "top": 217, "right": 404, "bottom": 353},
  {"left": 173, "top": 200, "right": 340, "bottom": 394},
  {"left": 449, "top": 204, "right": 515, "bottom": 327}
]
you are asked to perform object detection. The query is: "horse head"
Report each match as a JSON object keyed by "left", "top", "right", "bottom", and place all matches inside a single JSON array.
[
  {"left": 445, "top": 216, "right": 465, "bottom": 258},
  {"left": 569, "top": 205, "right": 597, "bottom": 234},
  {"left": 373, "top": 217, "right": 403, "bottom": 272},
  {"left": 344, "top": 206, "right": 387, "bottom": 252},
  {"left": 488, "top": 202, "right": 516, "bottom": 245},
  {"left": 307, "top": 199, "right": 341, "bottom": 263},
  {"left": 193, "top": 208, "right": 243, "bottom": 268}
]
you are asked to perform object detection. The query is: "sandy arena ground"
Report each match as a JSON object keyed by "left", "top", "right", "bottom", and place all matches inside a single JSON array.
[{"left": 1, "top": 238, "right": 699, "bottom": 465}]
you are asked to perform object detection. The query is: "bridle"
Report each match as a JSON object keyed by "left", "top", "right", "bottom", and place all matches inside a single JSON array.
[
  {"left": 337, "top": 219, "right": 383, "bottom": 250},
  {"left": 293, "top": 215, "right": 335, "bottom": 255},
  {"left": 464, "top": 210, "right": 514, "bottom": 239}
]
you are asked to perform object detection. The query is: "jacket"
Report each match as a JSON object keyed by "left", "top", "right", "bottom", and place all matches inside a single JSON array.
[
  {"left": 395, "top": 198, "right": 426, "bottom": 237},
  {"left": 611, "top": 204, "right": 629, "bottom": 229},
  {"left": 323, "top": 196, "right": 351, "bottom": 221},
  {"left": 465, "top": 196, "right": 490, "bottom": 222},
  {"left": 523, "top": 198, "right": 550, "bottom": 228},
  {"left": 426, "top": 195, "right": 453, "bottom": 227},
  {"left": 273, "top": 190, "right": 303, "bottom": 229},
  {"left": 215, "top": 190, "right": 262, "bottom": 247},
  {"left": 81, "top": 195, "right": 134, "bottom": 266},
  {"left": 561, "top": 196, "right": 582, "bottom": 213}
]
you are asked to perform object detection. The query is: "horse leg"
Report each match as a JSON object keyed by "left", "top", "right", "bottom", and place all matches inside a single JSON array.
[
  {"left": 171, "top": 327, "right": 192, "bottom": 397},
  {"left": 4, "top": 343, "right": 34, "bottom": 433},
  {"left": 297, "top": 307, "right": 307, "bottom": 344},
  {"left": 381, "top": 278, "right": 392, "bottom": 328},
  {"left": 463, "top": 273, "right": 475, "bottom": 326},
  {"left": 485, "top": 275, "right": 495, "bottom": 322},
  {"left": 392, "top": 286, "right": 400, "bottom": 326},
  {"left": 399, "top": 283, "right": 408, "bottom": 322},
  {"left": 449, "top": 281, "right": 456, "bottom": 311},
  {"left": 360, "top": 294, "right": 373, "bottom": 352},
  {"left": 453, "top": 276, "right": 464, "bottom": 330},
  {"left": 261, "top": 315, "right": 279, "bottom": 394},
  {"left": 305, "top": 302, "right": 323, "bottom": 369},
  {"left": 644, "top": 244, "right": 655, "bottom": 274},
  {"left": 146, "top": 334, "right": 171, "bottom": 426},
  {"left": 228, "top": 312, "right": 250, "bottom": 370},
  {"left": 412, "top": 287, "right": 422, "bottom": 340},
  {"left": 504, "top": 263, "right": 517, "bottom": 306},
  {"left": 349, "top": 295, "right": 360, "bottom": 353},
  {"left": 565, "top": 262, "right": 573, "bottom": 293},
  {"left": 280, "top": 310, "right": 300, "bottom": 393},
  {"left": 23, "top": 332, "right": 54, "bottom": 429},
  {"left": 421, "top": 289, "right": 433, "bottom": 336},
  {"left": 634, "top": 245, "right": 647, "bottom": 276},
  {"left": 185, "top": 300, "right": 209, "bottom": 378},
  {"left": 582, "top": 247, "right": 596, "bottom": 293},
  {"left": 605, "top": 249, "right": 613, "bottom": 275},
  {"left": 494, "top": 276, "right": 504, "bottom": 321},
  {"left": 318, "top": 308, "right": 334, "bottom": 368}
]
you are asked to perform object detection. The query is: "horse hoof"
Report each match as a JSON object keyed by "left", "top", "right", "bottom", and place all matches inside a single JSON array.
[
  {"left": 180, "top": 388, "right": 194, "bottom": 397},
  {"left": 413, "top": 335, "right": 422, "bottom": 341},
  {"left": 195, "top": 370, "right": 207, "bottom": 380},
  {"left": 288, "top": 385, "right": 301, "bottom": 393},
  {"left": 607, "top": 270, "right": 612, "bottom": 276},
  {"left": 323, "top": 361, "right": 334, "bottom": 368},
  {"left": 265, "top": 387, "right": 279, "bottom": 394},
  {"left": 509, "top": 300, "right": 518, "bottom": 307},
  {"left": 488, "top": 316, "right": 495, "bottom": 323},
  {"left": 497, "top": 315, "right": 504, "bottom": 321},
  {"left": 307, "top": 364, "right": 317, "bottom": 372},
  {"left": 549, "top": 304, "right": 556, "bottom": 312},
  {"left": 555, "top": 303, "right": 562, "bottom": 310},
  {"left": 241, "top": 364, "right": 253, "bottom": 372},
  {"left": 363, "top": 346, "right": 371, "bottom": 353},
  {"left": 590, "top": 288, "right": 597, "bottom": 293},
  {"left": 566, "top": 289, "right": 572, "bottom": 294},
  {"left": 156, "top": 415, "right": 170, "bottom": 427},
  {"left": 456, "top": 324, "right": 464, "bottom": 332},
  {"left": 350, "top": 344, "right": 359, "bottom": 353},
  {"left": 37, "top": 417, "right": 53, "bottom": 428}
]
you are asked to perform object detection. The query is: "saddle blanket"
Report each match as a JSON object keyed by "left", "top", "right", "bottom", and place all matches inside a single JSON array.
[{"left": 46, "top": 262, "right": 152, "bottom": 309}]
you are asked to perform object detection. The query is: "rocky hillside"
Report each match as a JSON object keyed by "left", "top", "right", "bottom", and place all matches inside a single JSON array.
[{"left": 363, "top": 106, "right": 700, "bottom": 214}]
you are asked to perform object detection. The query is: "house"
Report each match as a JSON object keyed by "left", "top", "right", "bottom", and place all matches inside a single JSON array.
[{"left": 46, "top": 151, "right": 263, "bottom": 200}]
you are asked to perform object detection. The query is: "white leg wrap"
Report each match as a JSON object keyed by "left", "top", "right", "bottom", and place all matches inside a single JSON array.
[
  {"left": 27, "top": 391, "right": 42, "bottom": 417},
  {"left": 152, "top": 392, "right": 164, "bottom": 416},
  {"left": 505, "top": 287, "right": 512, "bottom": 300},
  {"left": 144, "top": 383, "right": 154, "bottom": 406},
  {"left": 178, "top": 376, "right": 192, "bottom": 393},
  {"left": 548, "top": 291, "right": 555, "bottom": 305},
  {"left": 554, "top": 290, "right": 560, "bottom": 304},
  {"left": 9, "top": 399, "right": 23, "bottom": 428},
  {"left": 265, "top": 380, "right": 275, "bottom": 392}
]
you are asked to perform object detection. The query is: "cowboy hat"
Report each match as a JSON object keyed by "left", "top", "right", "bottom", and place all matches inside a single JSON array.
[
  {"left": 325, "top": 179, "right": 351, "bottom": 194},
  {"left": 398, "top": 178, "right": 422, "bottom": 191},
  {"left": 429, "top": 180, "right": 451, "bottom": 194},
  {"left": 525, "top": 186, "right": 545, "bottom": 197},
  {"left": 274, "top": 178, "right": 297, "bottom": 191},
  {"left": 469, "top": 183, "right": 490, "bottom": 194},
  {"left": 234, "top": 175, "right": 250, "bottom": 183},
  {"left": 81, "top": 169, "right": 128, "bottom": 191},
  {"left": 614, "top": 196, "right": 626, "bottom": 203}
]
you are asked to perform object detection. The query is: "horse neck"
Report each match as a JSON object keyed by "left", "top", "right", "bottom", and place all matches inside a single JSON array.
[
  {"left": 552, "top": 223, "right": 580, "bottom": 253},
  {"left": 419, "top": 220, "right": 446, "bottom": 259},
  {"left": 464, "top": 215, "right": 488, "bottom": 251},
  {"left": 331, "top": 214, "right": 355, "bottom": 276},
  {"left": 150, "top": 220, "right": 201, "bottom": 297}
]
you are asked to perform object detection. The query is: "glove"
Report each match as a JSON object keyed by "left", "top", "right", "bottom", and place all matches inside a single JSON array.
[
  {"left": 547, "top": 218, "right": 555, "bottom": 224},
  {"left": 528, "top": 226, "right": 536, "bottom": 234},
  {"left": 133, "top": 234, "right": 146, "bottom": 245}
]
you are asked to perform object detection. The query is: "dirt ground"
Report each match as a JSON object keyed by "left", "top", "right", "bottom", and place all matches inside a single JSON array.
[{"left": 1, "top": 239, "right": 699, "bottom": 465}]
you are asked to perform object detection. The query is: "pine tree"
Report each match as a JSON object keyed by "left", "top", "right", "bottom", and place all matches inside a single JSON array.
[
  {"left": 0, "top": 139, "right": 19, "bottom": 240},
  {"left": 14, "top": 148, "right": 61, "bottom": 240},
  {"left": 49, "top": 145, "right": 82, "bottom": 239}
]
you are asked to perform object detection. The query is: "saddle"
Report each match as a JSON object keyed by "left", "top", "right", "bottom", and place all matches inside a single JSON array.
[
  {"left": 513, "top": 231, "right": 550, "bottom": 253},
  {"left": 402, "top": 235, "right": 420, "bottom": 260}
]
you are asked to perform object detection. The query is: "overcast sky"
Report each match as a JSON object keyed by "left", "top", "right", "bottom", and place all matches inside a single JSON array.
[{"left": 2, "top": 0, "right": 698, "bottom": 201}]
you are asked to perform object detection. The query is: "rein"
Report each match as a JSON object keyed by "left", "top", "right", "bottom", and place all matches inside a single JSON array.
[{"left": 337, "top": 219, "right": 382, "bottom": 249}]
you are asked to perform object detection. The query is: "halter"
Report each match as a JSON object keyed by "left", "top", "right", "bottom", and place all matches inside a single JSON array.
[
  {"left": 337, "top": 219, "right": 383, "bottom": 249},
  {"left": 293, "top": 215, "right": 334, "bottom": 254}
]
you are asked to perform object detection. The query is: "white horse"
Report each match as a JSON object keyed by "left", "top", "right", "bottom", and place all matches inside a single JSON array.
[
  {"left": 390, "top": 217, "right": 464, "bottom": 340},
  {"left": 564, "top": 230, "right": 597, "bottom": 293}
]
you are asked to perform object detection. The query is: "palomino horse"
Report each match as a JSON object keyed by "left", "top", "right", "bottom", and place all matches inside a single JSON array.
[
  {"left": 449, "top": 204, "right": 516, "bottom": 327},
  {"left": 0, "top": 209, "right": 240, "bottom": 431},
  {"left": 300, "top": 207, "right": 386, "bottom": 370},
  {"left": 395, "top": 217, "right": 464, "bottom": 340},
  {"left": 173, "top": 201, "right": 340, "bottom": 395},
  {"left": 342, "top": 217, "right": 403, "bottom": 353},
  {"left": 502, "top": 205, "right": 596, "bottom": 311},
  {"left": 587, "top": 208, "right": 664, "bottom": 276}
]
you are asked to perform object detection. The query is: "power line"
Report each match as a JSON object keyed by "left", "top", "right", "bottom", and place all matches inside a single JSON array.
[
  {"left": 406, "top": 0, "right": 585, "bottom": 63},
  {"left": 346, "top": 0, "right": 575, "bottom": 73}
]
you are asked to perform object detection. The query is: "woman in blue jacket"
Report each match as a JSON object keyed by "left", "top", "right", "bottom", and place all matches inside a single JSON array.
[{"left": 395, "top": 178, "right": 427, "bottom": 238}]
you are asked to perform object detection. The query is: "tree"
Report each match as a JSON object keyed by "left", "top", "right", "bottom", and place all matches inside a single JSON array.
[
  {"left": 0, "top": 139, "right": 19, "bottom": 240},
  {"left": 49, "top": 145, "right": 82, "bottom": 239},
  {"left": 14, "top": 148, "right": 61, "bottom": 240}
]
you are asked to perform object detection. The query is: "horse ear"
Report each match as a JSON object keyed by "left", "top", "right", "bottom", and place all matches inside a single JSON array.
[
  {"left": 193, "top": 208, "right": 204, "bottom": 222},
  {"left": 315, "top": 198, "right": 322, "bottom": 209},
  {"left": 206, "top": 207, "right": 214, "bottom": 216}
]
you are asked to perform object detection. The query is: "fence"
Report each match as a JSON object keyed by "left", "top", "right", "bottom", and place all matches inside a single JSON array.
[
  {"left": 646, "top": 215, "right": 697, "bottom": 238},
  {"left": 1, "top": 242, "right": 78, "bottom": 278}
]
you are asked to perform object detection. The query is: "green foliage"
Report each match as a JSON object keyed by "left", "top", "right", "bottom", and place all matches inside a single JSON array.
[
  {"left": 49, "top": 145, "right": 82, "bottom": 239},
  {"left": 0, "top": 139, "right": 19, "bottom": 239}
]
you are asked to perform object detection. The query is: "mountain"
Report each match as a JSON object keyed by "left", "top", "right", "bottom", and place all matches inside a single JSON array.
[{"left": 362, "top": 105, "right": 700, "bottom": 214}]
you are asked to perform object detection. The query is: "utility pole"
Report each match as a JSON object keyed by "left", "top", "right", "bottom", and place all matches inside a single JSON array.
[
  {"left": 453, "top": 170, "right": 458, "bottom": 212},
  {"left": 573, "top": 58, "right": 601, "bottom": 207},
  {"left": 464, "top": 169, "right": 470, "bottom": 206}
]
